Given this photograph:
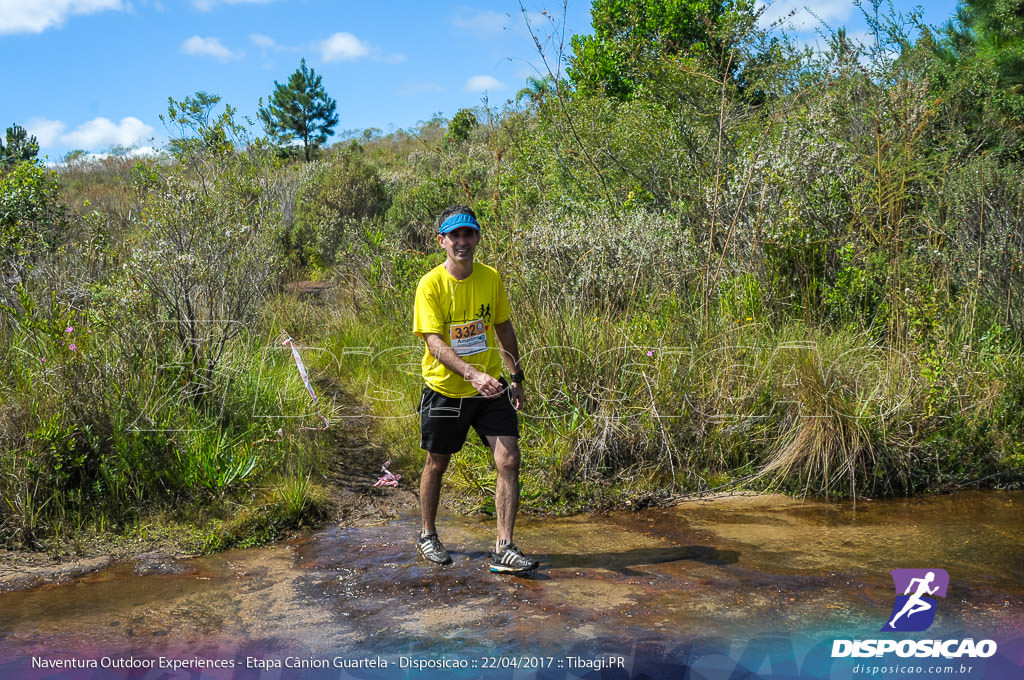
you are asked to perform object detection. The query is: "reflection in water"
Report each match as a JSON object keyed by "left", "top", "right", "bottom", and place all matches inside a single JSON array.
[
  {"left": 0, "top": 491, "right": 1022, "bottom": 674},
  {"left": 544, "top": 545, "right": 740, "bottom": 573}
]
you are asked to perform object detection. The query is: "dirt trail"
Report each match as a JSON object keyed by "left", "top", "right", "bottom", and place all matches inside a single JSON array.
[
  {"left": 1, "top": 278, "right": 418, "bottom": 591},
  {"left": 316, "top": 377, "right": 419, "bottom": 524}
]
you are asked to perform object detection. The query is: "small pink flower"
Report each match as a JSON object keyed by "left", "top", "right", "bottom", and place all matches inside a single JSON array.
[
  {"left": 40, "top": 357, "right": 46, "bottom": 363},
  {"left": 646, "top": 350, "right": 655, "bottom": 357},
  {"left": 65, "top": 326, "right": 74, "bottom": 333},
  {"left": 69, "top": 343, "right": 77, "bottom": 351}
]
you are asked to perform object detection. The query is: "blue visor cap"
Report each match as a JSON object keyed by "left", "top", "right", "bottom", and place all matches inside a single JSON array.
[{"left": 439, "top": 213, "right": 480, "bottom": 235}]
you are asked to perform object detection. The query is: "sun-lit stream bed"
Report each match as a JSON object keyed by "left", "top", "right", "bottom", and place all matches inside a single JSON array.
[{"left": 1, "top": 492, "right": 1022, "bottom": 678}]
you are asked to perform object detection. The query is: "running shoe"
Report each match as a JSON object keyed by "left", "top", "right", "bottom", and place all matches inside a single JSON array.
[
  {"left": 417, "top": 532, "right": 452, "bottom": 565},
  {"left": 489, "top": 543, "right": 539, "bottom": 574}
]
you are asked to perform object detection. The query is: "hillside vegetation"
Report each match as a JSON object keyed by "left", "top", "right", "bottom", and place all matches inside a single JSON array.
[{"left": 3, "top": 1, "right": 1024, "bottom": 551}]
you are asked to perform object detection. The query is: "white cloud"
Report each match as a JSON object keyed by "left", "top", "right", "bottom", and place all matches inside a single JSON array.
[
  {"left": 62, "top": 117, "right": 154, "bottom": 149},
  {"left": 122, "top": 145, "right": 160, "bottom": 158},
  {"left": 25, "top": 118, "right": 67, "bottom": 148},
  {"left": 181, "top": 35, "right": 244, "bottom": 61},
  {"left": 464, "top": 75, "right": 505, "bottom": 93},
  {"left": 316, "top": 31, "right": 404, "bottom": 64},
  {"left": 0, "top": 0, "right": 124, "bottom": 35},
  {"left": 452, "top": 8, "right": 552, "bottom": 41},
  {"left": 319, "top": 32, "right": 370, "bottom": 61},
  {"left": 453, "top": 9, "right": 509, "bottom": 34},
  {"left": 27, "top": 116, "right": 155, "bottom": 151},
  {"left": 845, "top": 30, "right": 873, "bottom": 48},
  {"left": 250, "top": 32, "right": 277, "bottom": 48},
  {"left": 523, "top": 11, "right": 549, "bottom": 27}
]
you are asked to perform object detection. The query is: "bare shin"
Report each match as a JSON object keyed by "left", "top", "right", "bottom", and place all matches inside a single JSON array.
[
  {"left": 489, "top": 435, "right": 521, "bottom": 544},
  {"left": 419, "top": 452, "right": 450, "bottom": 534}
]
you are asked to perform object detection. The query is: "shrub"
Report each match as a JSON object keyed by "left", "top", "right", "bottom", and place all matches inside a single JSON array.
[
  {"left": 286, "top": 153, "right": 390, "bottom": 269},
  {"left": 121, "top": 150, "right": 282, "bottom": 394},
  {"left": 0, "top": 161, "right": 68, "bottom": 281},
  {"left": 513, "top": 207, "right": 696, "bottom": 311}
]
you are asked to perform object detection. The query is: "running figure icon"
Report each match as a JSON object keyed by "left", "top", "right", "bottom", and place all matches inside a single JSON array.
[
  {"left": 888, "top": 571, "right": 939, "bottom": 628},
  {"left": 882, "top": 568, "right": 949, "bottom": 632}
]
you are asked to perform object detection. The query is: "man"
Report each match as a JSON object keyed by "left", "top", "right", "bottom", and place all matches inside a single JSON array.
[{"left": 412, "top": 205, "right": 539, "bottom": 575}]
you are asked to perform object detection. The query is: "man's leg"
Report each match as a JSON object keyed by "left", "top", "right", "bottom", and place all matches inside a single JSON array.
[
  {"left": 488, "top": 435, "right": 520, "bottom": 544},
  {"left": 485, "top": 434, "right": 538, "bottom": 573},
  {"left": 417, "top": 451, "right": 453, "bottom": 565},
  {"left": 419, "top": 451, "right": 450, "bottom": 534}
]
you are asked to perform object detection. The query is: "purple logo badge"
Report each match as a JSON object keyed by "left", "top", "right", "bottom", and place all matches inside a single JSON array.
[{"left": 881, "top": 568, "right": 949, "bottom": 632}]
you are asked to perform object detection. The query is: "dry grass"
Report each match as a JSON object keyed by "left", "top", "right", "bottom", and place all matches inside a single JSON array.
[{"left": 756, "top": 334, "right": 916, "bottom": 496}]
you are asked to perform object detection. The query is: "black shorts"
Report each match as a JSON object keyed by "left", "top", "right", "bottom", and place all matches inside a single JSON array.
[{"left": 419, "top": 380, "right": 519, "bottom": 455}]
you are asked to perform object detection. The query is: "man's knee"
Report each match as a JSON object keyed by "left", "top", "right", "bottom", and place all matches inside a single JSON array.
[
  {"left": 490, "top": 436, "right": 521, "bottom": 474},
  {"left": 424, "top": 452, "right": 451, "bottom": 476}
]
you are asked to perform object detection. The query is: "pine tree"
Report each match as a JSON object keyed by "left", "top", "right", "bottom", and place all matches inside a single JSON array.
[
  {"left": 0, "top": 124, "right": 40, "bottom": 168},
  {"left": 258, "top": 59, "right": 339, "bottom": 162},
  {"left": 960, "top": 0, "right": 1024, "bottom": 89}
]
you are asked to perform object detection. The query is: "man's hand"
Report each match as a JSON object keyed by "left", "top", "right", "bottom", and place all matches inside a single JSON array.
[
  {"left": 423, "top": 330, "right": 520, "bottom": 401},
  {"left": 509, "top": 381, "right": 524, "bottom": 411},
  {"left": 468, "top": 368, "right": 504, "bottom": 398},
  {"left": 493, "top": 320, "right": 524, "bottom": 409}
]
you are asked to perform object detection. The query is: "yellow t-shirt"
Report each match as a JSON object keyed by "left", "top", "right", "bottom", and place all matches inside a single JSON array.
[{"left": 413, "top": 262, "right": 511, "bottom": 398}]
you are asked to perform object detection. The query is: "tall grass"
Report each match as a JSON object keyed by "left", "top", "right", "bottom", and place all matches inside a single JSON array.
[
  {"left": 5, "top": 2, "right": 1024, "bottom": 554},
  {"left": 0, "top": 274, "right": 337, "bottom": 549}
]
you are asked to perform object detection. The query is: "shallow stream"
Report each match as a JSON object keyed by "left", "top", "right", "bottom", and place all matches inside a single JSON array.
[{"left": 1, "top": 491, "right": 1022, "bottom": 679}]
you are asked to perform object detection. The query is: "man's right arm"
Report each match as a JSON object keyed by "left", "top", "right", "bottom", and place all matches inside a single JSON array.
[{"left": 423, "top": 332, "right": 504, "bottom": 398}]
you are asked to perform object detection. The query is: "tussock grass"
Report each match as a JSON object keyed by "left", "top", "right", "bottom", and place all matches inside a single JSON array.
[{"left": 754, "top": 333, "right": 912, "bottom": 496}]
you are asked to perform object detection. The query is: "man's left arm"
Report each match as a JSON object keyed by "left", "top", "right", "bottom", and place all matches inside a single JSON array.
[{"left": 494, "top": 319, "right": 524, "bottom": 411}]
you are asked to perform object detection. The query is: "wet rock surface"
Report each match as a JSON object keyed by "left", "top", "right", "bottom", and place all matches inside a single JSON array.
[
  {"left": 0, "top": 555, "right": 114, "bottom": 592},
  {"left": 132, "top": 551, "right": 198, "bottom": 577},
  {"left": 1, "top": 492, "right": 1022, "bottom": 666}
]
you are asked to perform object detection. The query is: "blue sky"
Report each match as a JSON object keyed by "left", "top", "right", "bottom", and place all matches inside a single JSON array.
[{"left": 1, "top": 0, "right": 959, "bottom": 162}]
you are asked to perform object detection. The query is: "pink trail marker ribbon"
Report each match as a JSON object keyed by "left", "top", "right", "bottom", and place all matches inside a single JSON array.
[
  {"left": 282, "top": 335, "right": 329, "bottom": 431},
  {"left": 374, "top": 460, "right": 401, "bottom": 488}
]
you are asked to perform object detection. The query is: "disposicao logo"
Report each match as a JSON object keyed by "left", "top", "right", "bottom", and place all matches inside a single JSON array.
[
  {"left": 831, "top": 568, "right": 998, "bottom": 660},
  {"left": 881, "top": 568, "right": 949, "bottom": 632}
]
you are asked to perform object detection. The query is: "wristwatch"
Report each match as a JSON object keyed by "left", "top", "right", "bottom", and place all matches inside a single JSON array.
[{"left": 510, "top": 370, "right": 525, "bottom": 385}]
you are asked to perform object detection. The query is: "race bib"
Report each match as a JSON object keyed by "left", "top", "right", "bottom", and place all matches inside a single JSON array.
[{"left": 450, "top": 319, "right": 487, "bottom": 356}]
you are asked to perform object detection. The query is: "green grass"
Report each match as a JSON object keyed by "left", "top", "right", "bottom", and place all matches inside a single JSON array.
[
  {"left": 296, "top": 267, "right": 1024, "bottom": 510},
  {"left": 8, "top": 12, "right": 1024, "bottom": 551},
  {"left": 0, "top": 291, "right": 337, "bottom": 550}
]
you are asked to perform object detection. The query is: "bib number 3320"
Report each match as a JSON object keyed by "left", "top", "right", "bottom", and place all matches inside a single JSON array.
[{"left": 450, "top": 319, "right": 487, "bottom": 356}]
